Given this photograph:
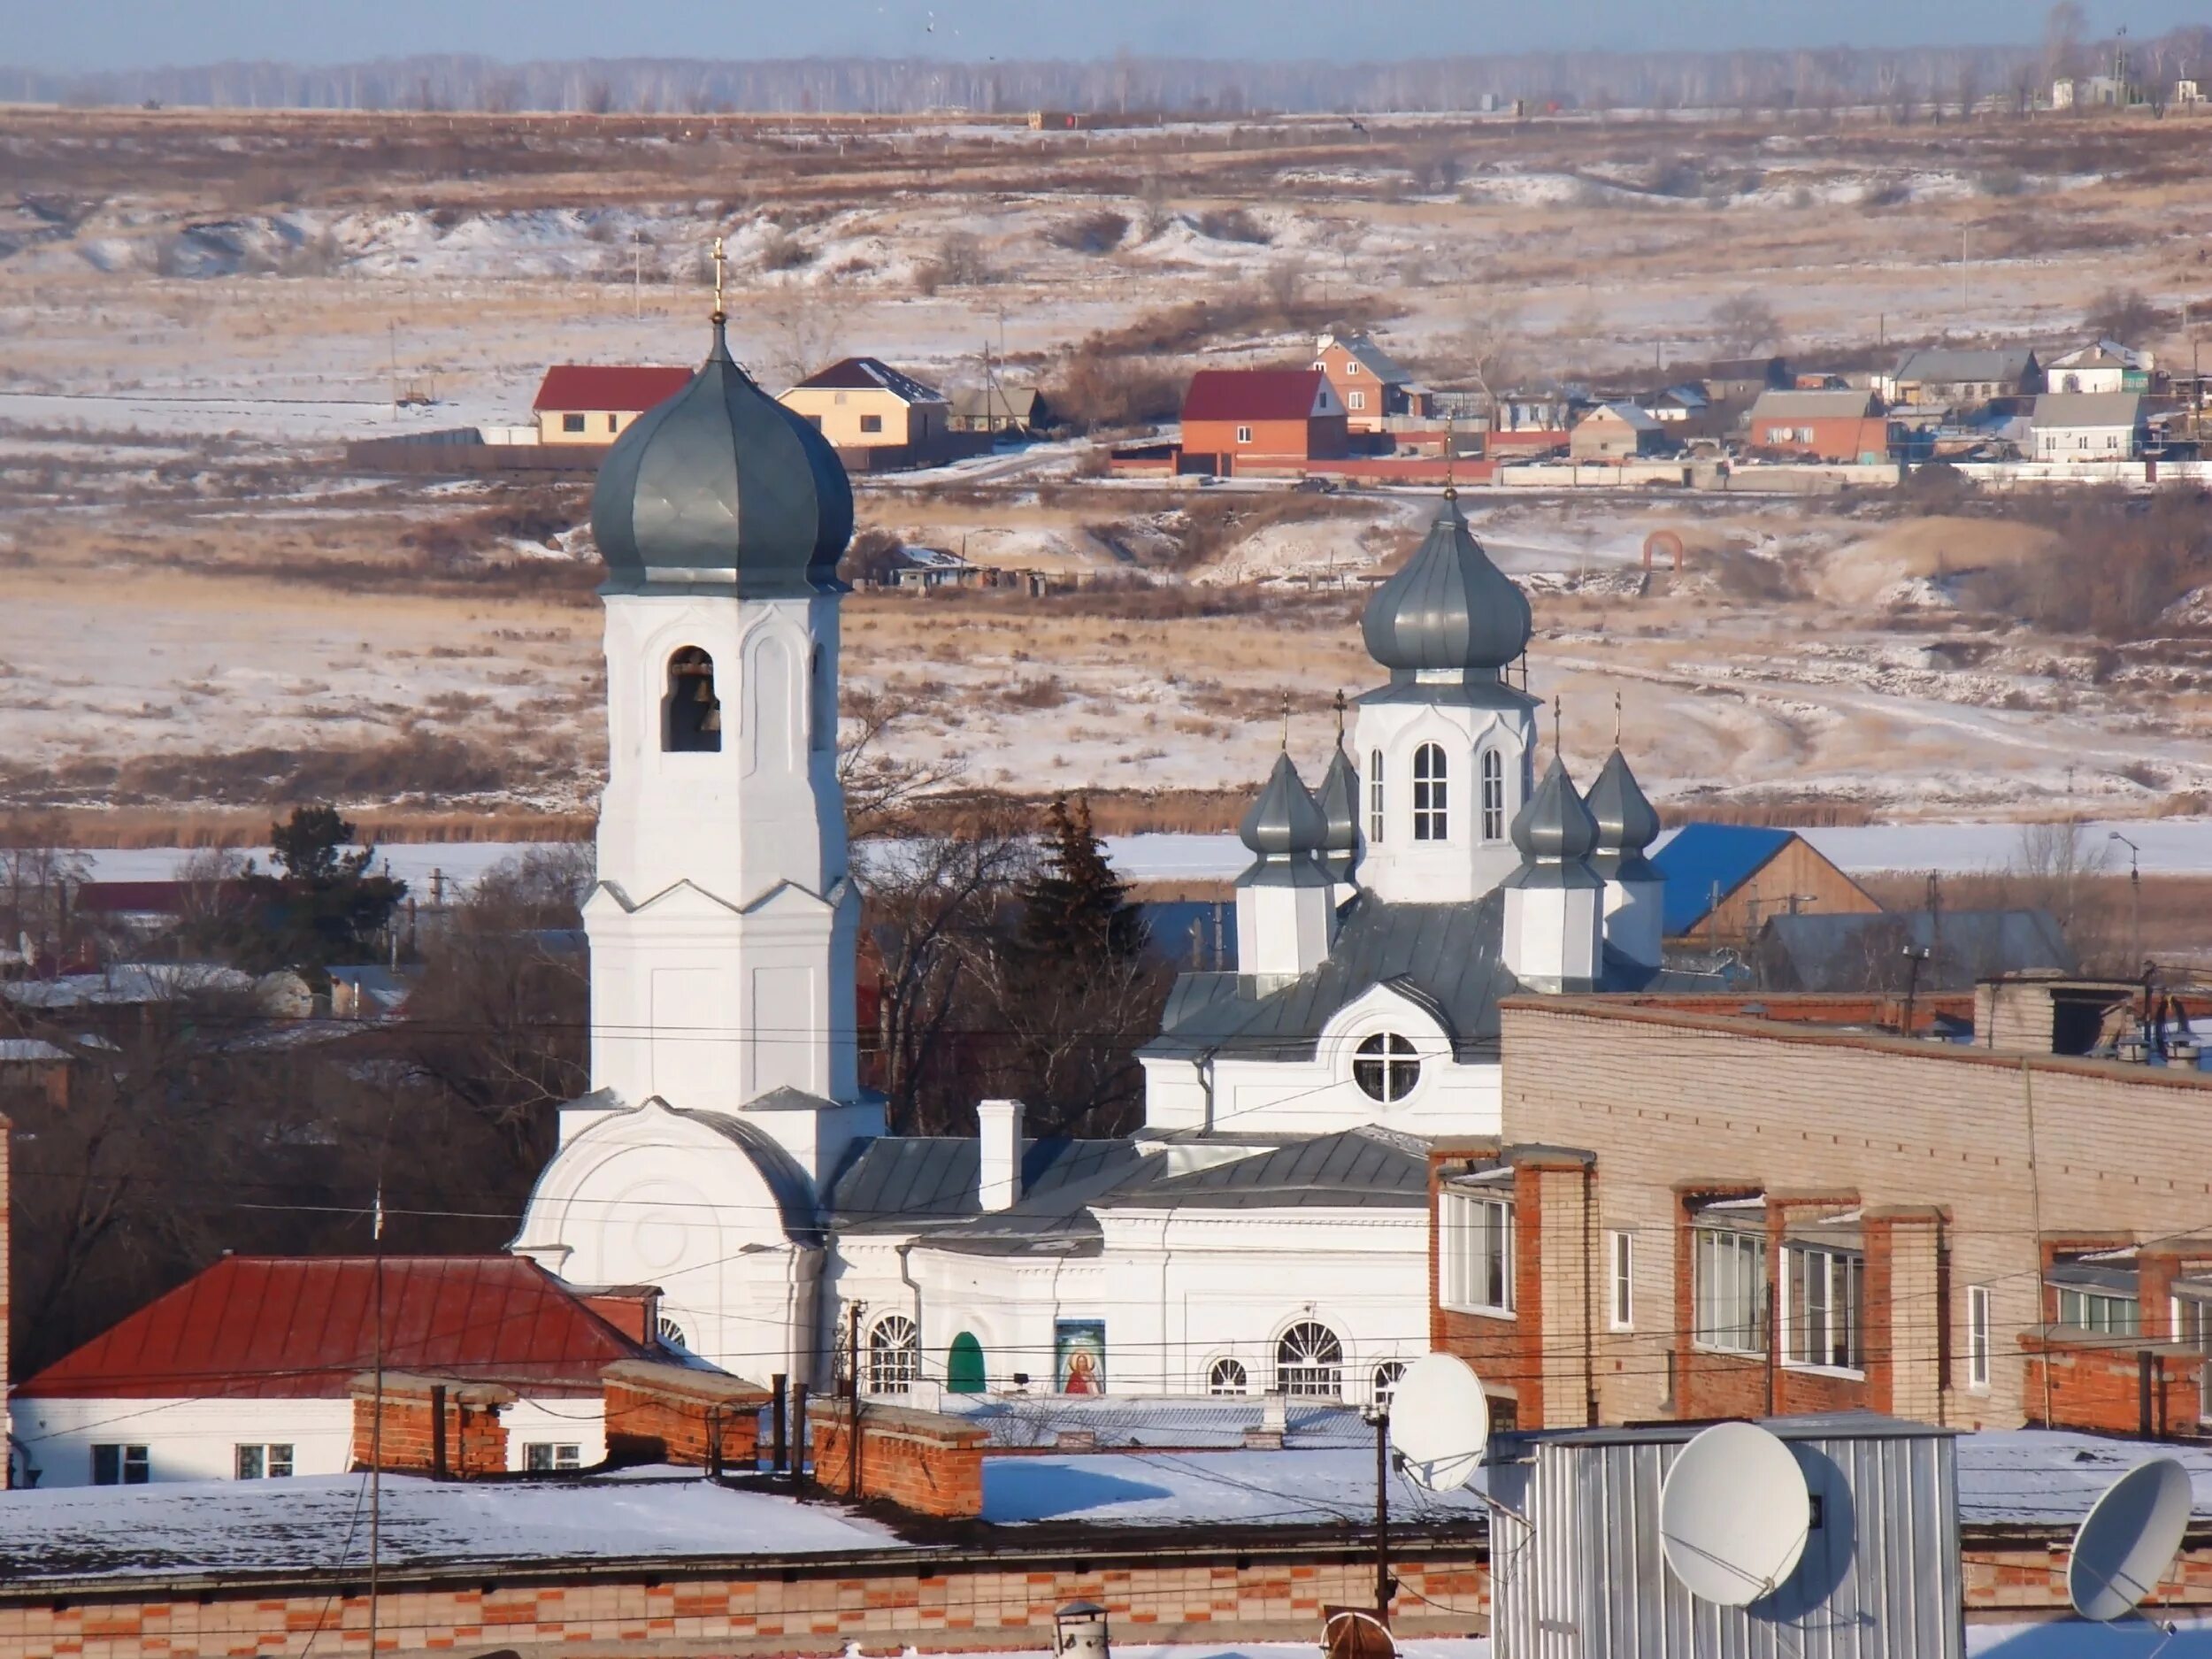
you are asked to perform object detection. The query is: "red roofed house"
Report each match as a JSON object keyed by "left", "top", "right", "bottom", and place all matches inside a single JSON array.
[
  {"left": 1179, "top": 368, "right": 1349, "bottom": 476},
  {"left": 533, "top": 365, "right": 694, "bottom": 446},
  {"left": 12, "top": 1256, "right": 661, "bottom": 1486}
]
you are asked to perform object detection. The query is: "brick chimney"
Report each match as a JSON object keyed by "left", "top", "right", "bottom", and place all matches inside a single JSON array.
[{"left": 978, "top": 1099, "right": 1025, "bottom": 1212}]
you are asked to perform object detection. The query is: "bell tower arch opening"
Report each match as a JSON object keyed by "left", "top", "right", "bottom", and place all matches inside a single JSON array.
[{"left": 664, "top": 647, "right": 722, "bottom": 753}]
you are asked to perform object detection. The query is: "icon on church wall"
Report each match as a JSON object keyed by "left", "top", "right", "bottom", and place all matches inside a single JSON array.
[{"left": 1055, "top": 1319, "right": 1106, "bottom": 1394}]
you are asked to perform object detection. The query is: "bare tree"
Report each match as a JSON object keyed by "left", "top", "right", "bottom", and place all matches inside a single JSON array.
[
  {"left": 0, "top": 820, "right": 89, "bottom": 971},
  {"left": 1455, "top": 297, "right": 1526, "bottom": 424},
  {"left": 751, "top": 286, "right": 857, "bottom": 389},
  {"left": 838, "top": 686, "right": 966, "bottom": 839},
  {"left": 1710, "top": 293, "right": 1784, "bottom": 357},
  {"left": 2007, "top": 818, "right": 2117, "bottom": 969},
  {"left": 2045, "top": 2, "right": 2089, "bottom": 83}
]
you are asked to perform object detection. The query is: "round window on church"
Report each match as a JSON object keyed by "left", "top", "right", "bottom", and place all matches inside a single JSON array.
[{"left": 1354, "top": 1033, "right": 1420, "bottom": 1102}]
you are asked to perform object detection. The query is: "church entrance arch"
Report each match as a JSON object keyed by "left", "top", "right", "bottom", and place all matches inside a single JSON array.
[{"left": 947, "top": 1331, "right": 987, "bottom": 1394}]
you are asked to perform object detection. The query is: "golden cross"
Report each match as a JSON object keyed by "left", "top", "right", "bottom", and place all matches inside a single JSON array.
[
  {"left": 1613, "top": 689, "right": 1623, "bottom": 748},
  {"left": 1443, "top": 413, "right": 1456, "bottom": 500},
  {"left": 711, "top": 235, "right": 726, "bottom": 320},
  {"left": 1333, "top": 687, "right": 1347, "bottom": 745},
  {"left": 1552, "top": 695, "right": 1563, "bottom": 759}
]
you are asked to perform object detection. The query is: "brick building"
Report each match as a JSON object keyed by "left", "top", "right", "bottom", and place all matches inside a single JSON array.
[
  {"left": 1179, "top": 369, "right": 1348, "bottom": 475},
  {"left": 1310, "top": 331, "right": 1424, "bottom": 432},
  {"left": 1747, "top": 388, "right": 1896, "bottom": 462},
  {"left": 1429, "top": 979, "right": 2212, "bottom": 1439}
]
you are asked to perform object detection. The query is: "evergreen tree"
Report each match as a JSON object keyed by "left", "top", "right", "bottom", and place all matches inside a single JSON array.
[
  {"left": 1017, "top": 795, "right": 1147, "bottom": 963},
  {"left": 218, "top": 804, "right": 408, "bottom": 979}
]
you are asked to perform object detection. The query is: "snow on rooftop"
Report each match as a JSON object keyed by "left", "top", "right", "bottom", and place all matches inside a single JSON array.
[{"left": 982, "top": 1448, "right": 1487, "bottom": 1530}]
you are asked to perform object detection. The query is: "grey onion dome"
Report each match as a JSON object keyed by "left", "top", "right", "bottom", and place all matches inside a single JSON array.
[
  {"left": 1361, "top": 494, "right": 1532, "bottom": 678},
  {"left": 1510, "top": 754, "right": 1600, "bottom": 864},
  {"left": 1583, "top": 747, "right": 1661, "bottom": 854},
  {"left": 591, "top": 318, "right": 854, "bottom": 597},
  {"left": 1317, "top": 744, "right": 1360, "bottom": 876},
  {"left": 1239, "top": 750, "right": 1329, "bottom": 858}
]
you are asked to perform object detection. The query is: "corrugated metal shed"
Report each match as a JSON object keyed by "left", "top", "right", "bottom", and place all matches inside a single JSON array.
[{"left": 1490, "top": 1413, "right": 1961, "bottom": 1659}]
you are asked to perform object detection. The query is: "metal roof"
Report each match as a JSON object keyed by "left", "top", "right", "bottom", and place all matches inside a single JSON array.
[
  {"left": 792, "top": 357, "right": 948, "bottom": 403},
  {"left": 1182, "top": 368, "right": 1334, "bottom": 422},
  {"left": 1238, "top": 750, "right": 1329, "bottom": 863},
  {"left": 1750, "top": 388, "right": 1881, "bottom": 419},
  {"left": 1582, "top": 747, "right": 1661, "bottom": 877},
  {"left": 17, "top": 1256, "right": 651, "bottom": 1400},
  {"left": 1316, "top": 331, "right": 1415, "bottom": 387},
  {"left": 680, "top": 1106, "right": 832, "bottom": 1240},
  {"left": 590, "top": 317, "right": 853, "bottom": 601},
  {"left": 1650, "top": 822, "right": 1794, "bottom": 935},
  {"left": 1891, "top": 347, "right": 2038, "bottom": 384},
  {"left": 1754, "top": 908, "right": 2074, "bottom": 994},
  {"left": 1091, "top": 1126, "right": 1429, "bottom": 1210},
  {"left": 1144, "top": 890, "right": 1521, "bottom": 1064},
  {"left": 1581, "top": 401, "right": 1662, "bottom": 432},
  {"left": 827, "top": 1136, "right": 1145, "bottom": 1233},
  {"left": 2032, "top": 391, "right": 2145, "bottom": 427},
  {"left": 949, "top": 385, "right": 1042, "bottom": 421},
  {"left": 1360, "top": 494, "right": 1532, "bottom": 678},
  {"left": 532, "top": 364, "right": 693, "bottom": 413}
]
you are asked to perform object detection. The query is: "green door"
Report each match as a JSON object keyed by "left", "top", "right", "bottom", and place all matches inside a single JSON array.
[{"left": 947, "top": 1331, "right": 987, "bottom": 1394}]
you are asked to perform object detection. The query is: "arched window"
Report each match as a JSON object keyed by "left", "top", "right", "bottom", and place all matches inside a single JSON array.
[
  {"left": 664, "top": 647, "right": 721, "bottom": 752},
  {"left": 1412, "top": 743, "right": 1448, "bottom": 841},
  {"left": 1367, "top": 749, "right": 1385, "bottom": 843},
  {"left": 1480, "top": 749, "right": 1505, "bottom": 841},
  {"left": 1275, "top": 1321, "right": 1344, "bottom": 1398},
  {"left": 866, "top": 1313, "right": 920, "bottom": 1395},
  {"left": 656, "top": 1315, "right": 689, "bottom": 1351},
  {"left": 1207, "top": 1357, "right": 1249, "bottom": 1395},
  {"left": 1354, "top": 1033, "right": 1421, "bottom": 1102},
  {"left": 947, "top": 1331, "right": 987, "bottom": 1394},
  {"left": 1371, "top": 1360, "right": 1408, "bottom": 1407}
]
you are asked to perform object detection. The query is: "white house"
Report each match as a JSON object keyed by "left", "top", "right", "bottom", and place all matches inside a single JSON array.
[
  {"left": 2047, "top": 340, "right": 2153, "bottom": 396},
  {"left": 2032, "top": 391, "right": 2148, "bottom": 461}
]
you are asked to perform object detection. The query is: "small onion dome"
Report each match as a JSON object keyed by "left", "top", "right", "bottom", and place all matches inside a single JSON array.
[
  {"left": 591, "top": 317, "right": 854, "bottom": 597},
  {"left": 1317, "top": 744, "right": 1361, "bottom": 879},
  {"left": 1239, "top": 749, "right": 1329, "bottom": 858},
  {"left": 1511, "top": 753, "right": 1599, "bottom": 864},
  {"left": 1361, "top": 494, "right": 1532, "bottom": 679},
  {"left": 1583, "top": 747, "right": 1661, "bottom": 855}
]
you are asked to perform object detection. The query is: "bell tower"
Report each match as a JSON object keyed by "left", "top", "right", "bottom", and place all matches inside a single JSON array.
[{"left": 575, "top": 250, "right": 878, "bottom": 1185}]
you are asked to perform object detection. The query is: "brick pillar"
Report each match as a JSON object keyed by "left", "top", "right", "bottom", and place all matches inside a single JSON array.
[
  {"left": 602, "top": 1360, "right": 770, "bottom": 1468},
  {"left": 349, "top": 1373, "right": 513, "bottom": 1478},
  {"left": 1866, "top": 1208, "right": 1944, "bottom": 1423},
  {"left": 808, "top": 1399, "right": 989, "bottom": 1518},
  {"left": 1513, "top": 1148, "right": 1595, "bottom": 1430}
]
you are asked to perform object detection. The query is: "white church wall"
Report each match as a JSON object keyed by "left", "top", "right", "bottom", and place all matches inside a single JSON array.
[
  {"left": 1355, "top": 700, "right": 1535, "bottom": 904},
  {"left": 1503, "top": 883, "right": 1603, "bottom": 992}
]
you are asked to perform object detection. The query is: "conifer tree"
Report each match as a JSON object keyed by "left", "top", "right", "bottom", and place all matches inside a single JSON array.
[{"left": 1017, "top": 795, "right": 1147, "bottom": 963}]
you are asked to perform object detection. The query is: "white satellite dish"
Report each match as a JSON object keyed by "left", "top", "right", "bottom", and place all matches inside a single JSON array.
[
  {"left": 2069, "top": 1456, "right": 2194, "bottom": 1623},
  {"left": 1388, "top": 1353, "right": 1490, "bottom": 1494},
  {"left": 1659, "top": 1421, "right": 1812, "bottom": 1607}
]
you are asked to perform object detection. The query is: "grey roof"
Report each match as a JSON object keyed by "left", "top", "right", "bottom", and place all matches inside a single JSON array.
[
  {"left": 827, "top": 1136, "right": 1145, "bottom": 1236},
  {"left": 1360, "top": 494, "right": 1532, "bottom": 680},
  {"left": 1507, "top": 753, "right": 1599, "bottom": 869},
  {"left": 1091, "top": 1126, "right": 1429, "bottom": 1210},
  {"left": 1583, "top": 747, "right": 1662, "bottom": 880},
  {"left": 591, "top": 317, "right": 854, "bottom": 600},
  {"left": 1238, "top": 749, "right": 1329, "bottom": 860},
  {"left": 1321, "top": 331, "right": 1415, "bottom": 386},
  {"left": 1749, "top": 388, "right": 1881, "bottom": 419},
  {"left": 1317, "top": 745, "right": 1360, "bottom": 882},
  {"left": 680, "top": 1108, "right": 830, "bottom": 1240},
  {"left": 1892, "top": 347, "right": 2038, "bottom": 385},
  {"left": 1145, "top": 891, "right": 1521, "bottom": 1064},
  {"left": 1581, "top": 401, "right": 1662, "bottom": 433},
  {"left": 1753, "top": 908, "right": 2074, "bottom": 995},
  {"left": 2032, "top": 391, "right": 2145, "bottom": 428},
  {"left": 949, "top": 384, "right": 1042, "bottom": 422}
]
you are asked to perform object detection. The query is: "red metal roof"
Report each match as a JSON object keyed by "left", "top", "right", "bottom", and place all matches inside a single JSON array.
[
  {"left": 532, "top": 364, "right": 694, "bottom": 414},
  {"left": 17, "top": 1256, "right": 651, "bottom": 1400},
  {"left": 73, "top": 879, "right": 250, "bottom": 916},
  {"left": 1181, "top": 369, "right": 1330, "bottom": 423}
]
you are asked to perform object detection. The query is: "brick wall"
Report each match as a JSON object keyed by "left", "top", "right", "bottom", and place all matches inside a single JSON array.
[
  {"left": 2022, "top": 1333, "right": 2205, "bottom": 1436},
  {"left": 603, "top": 1360, "right": 768, "bottom": 1469},
  {"left": 810, "top": 1399, "right": 990, "bottom": 1518},
  {"left": 349, "top": 1374, "right": 511, "bottom": 1478},
  {"left": 1499, "top": 998, "right": 2212, "bottom": 1431}
]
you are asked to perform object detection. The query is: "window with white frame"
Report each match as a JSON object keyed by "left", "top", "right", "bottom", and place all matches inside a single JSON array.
[
  {"left": 1349, "top": 390, "right": 1366, "bottom": 411},
  {"left": 1412, "top": 743, "right": 1448, "bottom": 841},
  {"left": 1967, "top": 1285, "right": 1992, "bottom": 1391},
  {"left": 867, "top": 1312, "right": 921, "bottom": 1394},
  {"left": 1440, "top": 1189, "right": 1515, "bottom": 1315},
  {"left": 1368, "top": 749, "right": 1386, "bottom": 842},
  {"left": 1479, "top": 749, "right": 1504, "bottom": 841},
  {"left": 2055, "top": 1286, "right": 2139, "bottom": 1335},
  {"left": 1354, "top": 1032, "right": 1420, "bottom": 1102},
  {"left": 525, "top": 1442, "right": 582, "bottom": 1472},
  {"left": 92, "top": 1445, "right": 149, "bottom": 1486},
  {"left": 1207, "top": 1357, "right": 1249, "bottom": 1394},
  {"left": 1694, "top": 1225, "right": 1768, "bottom": 1355},
  {"left": 1236, "top": 425, "right": 1254, "bottom": 444},
  {"left": 1371, "top": 1360, "right": 1408, "bottom": 1406},
  {"left": 1275, "top": 1320, "right": 1344, "bottom": 1397},
  {"left": 234, "top": 1443, "right": 294, "bottom": 1479},
  {"left": 1609, "top": 1230, "right": 1634, "bottom": 1331},
  {"left": 1783, "top": 1243, "right": 1864, "bottom": 1371}
]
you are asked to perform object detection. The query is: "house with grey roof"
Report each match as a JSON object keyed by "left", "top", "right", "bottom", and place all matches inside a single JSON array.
[
  {"left": 1886, "top": 348, "right": 2043, "bottom": 410},
  {"left": 2032, "top": 391, "right": 2149, "bottom": 462}
]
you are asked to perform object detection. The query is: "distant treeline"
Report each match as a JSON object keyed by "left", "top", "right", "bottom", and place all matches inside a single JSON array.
[{"left": 4, "top": 33, "right": 2208, "bottom": 119}]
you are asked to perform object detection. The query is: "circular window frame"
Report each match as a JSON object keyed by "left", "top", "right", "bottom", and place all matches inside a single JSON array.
[{"left": 1353, "top": 1032, "right": 1422, "bottom": 1103}]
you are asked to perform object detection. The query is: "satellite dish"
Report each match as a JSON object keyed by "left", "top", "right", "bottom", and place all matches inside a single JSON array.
[
  {"left": 2069, "top": 1456, "right": 2193, "bottom": 1623},
  {"left": 1659, "top": 1421, "right": 1812, "bottom": 1607},
  {"left": 1388, "top": 1353, "right": 1490, "bottom": 1493}
]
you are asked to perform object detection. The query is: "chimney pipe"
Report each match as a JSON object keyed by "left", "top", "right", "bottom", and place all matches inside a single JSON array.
[{"left": 978, "top": 1098, "right": 1025, "bottom": 1212}]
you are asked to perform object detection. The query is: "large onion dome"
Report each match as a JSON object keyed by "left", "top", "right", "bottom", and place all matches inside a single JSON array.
[
  {"left": 591, "top": 315, "right": 853, "bottom": 597},
  {"left": 1361, "top": 494, "right": 1532, "bottom": 680}
]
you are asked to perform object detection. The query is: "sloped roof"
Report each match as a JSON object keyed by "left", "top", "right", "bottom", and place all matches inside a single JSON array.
[
  {"left": 1092, "top": 1126, "right": 1429, "bottom": 1210},
  {"left": 2051, "top": 338, "right": 2147, "bottom": 370},
  {"left": 1755, "top": 909, "right": 2074, "bottom": 994},
  {"left": 533, "top": 364, "right": 693, "bottom": 413},
  {"left": 1750, "top": 389, "right": 1882, "bottom": 420},
  {"left": 680, "top": 1107, "right": 830, "bottom": 1240},
  {"left": 1580, "top": 401, "right": 1662, "bottom": 433},
  {"left": 18, "top": 1256, "right": 651, "bottom": 1400},
  {"left": 1651, "top": 822, "right": 1793, "bottom": 935},
  {"left": 1183, "top": 368, "right": 1333, "bottom": 422},
  {"left": 828, "top": 1136, "right": 1144, "bottom": 1233},
  {"left": 949, "top": 385, "right": 1042, "bottom": 421},
  {"left": 1892, "top": 348, "right": 2038, "bottom": 385},
  {"left": 1317, "top": 332, "right": 1414, "bottom": 386},
  {"left": 791, "top": 357, "right": 947, "bottom": 403},
  {"left": 2032, "top": 392, "right": 2145, "bottom": 428}
]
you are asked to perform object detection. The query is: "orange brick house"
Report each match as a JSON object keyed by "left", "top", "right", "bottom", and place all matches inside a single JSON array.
[
  {"left": 1747, "top": 388, "right": 1898, "bottom": 463},
  {"left": 1311, "top": 331, "right": 1425, "bottom": 432},
  {"left": 1179, "top": 368, "right": 1349, "bottom": 475}
]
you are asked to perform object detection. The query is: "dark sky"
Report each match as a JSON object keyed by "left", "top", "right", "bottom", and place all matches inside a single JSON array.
[{"left": 3, "top": 0, "right": 2185, "bottom": 73}]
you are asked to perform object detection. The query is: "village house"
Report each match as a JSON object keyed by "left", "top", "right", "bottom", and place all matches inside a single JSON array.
[
  {"left": 1652, "top": 822, "right": 1881, "bottom": 946},
  {"left": 2032, "top": 390, "right": 2149, "bottom": 461},
  {"left": 1178, "top": 368, "right": 1349, "bottom": 475},
  {"left": 947, "top": 383, "right": 1049, "bottom": 436},
  {"left": 1746, "top": 388, "right": 1896, "bottom": 463},
  {"left": 2048, "top": 339, "right": 2155, "bottom": 396},
  {"left": 779, "top": 357, "right": 954, "bottom": 465},
  {"left": 1699, "top": 357, "right": 1793, "bottom": 405},
  {"left": 1310, "top": 331, "right": 1426, "bottom": 432},
  {"left": 1568, "top": 402, "right": 1667, "bottom": 463},
  {"left": 532, "top": 365, "right": 694, "bottom": 446},
  {"left": 1886, "top": 348, "right": 2043, "bottom": 411},
  {"left": 1430, "top": 978, "right": 2212, "bottom": 1440}
]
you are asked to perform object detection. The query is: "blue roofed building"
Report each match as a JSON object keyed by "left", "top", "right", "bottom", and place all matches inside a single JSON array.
[{"left": 1653, "top": 823, "right": 1880, "bottom": 945}]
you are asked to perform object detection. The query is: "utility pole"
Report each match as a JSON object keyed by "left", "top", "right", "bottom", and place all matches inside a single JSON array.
[
  {"left": 368, "top": 1182, "right": 385, "bottom": 1659},
  {"left": 2110, "top": 832, "right": 2143, "bottom": 972},
  {"left": 634, "top": 228, "right": 642, "bottom": 321},
  {"left": 1365, "top": 1400, "right": 1394, "bottom": 1621},
  {"left": 845, "top": 1301, "right": 864, "bottom": 1498}
]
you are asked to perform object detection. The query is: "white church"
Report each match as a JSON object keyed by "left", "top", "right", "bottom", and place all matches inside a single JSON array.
[{"left": 506, "top": 302, "right": 1676, "bottom": 1414}]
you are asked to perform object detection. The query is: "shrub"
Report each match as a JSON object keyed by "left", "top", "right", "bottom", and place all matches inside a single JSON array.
[
  {"left": 758, "top": 227, "right": 813, "bottom": 272},
  {"left": 1196, "top": 206, "right": 1271, "bottom": 244},
  {"left": 1047, "top": 210, "right": 1131, "bottom": 254},
  {"left": 933, "top": 230, "right": 994, "bottom": 287}
]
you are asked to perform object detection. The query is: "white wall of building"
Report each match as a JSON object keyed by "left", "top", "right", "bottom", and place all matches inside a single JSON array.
[{"left": 1354, "top": 699, "right": 1534, "bottom": 904}]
